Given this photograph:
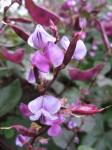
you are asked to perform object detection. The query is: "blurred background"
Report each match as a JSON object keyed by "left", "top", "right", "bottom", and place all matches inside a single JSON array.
[{"left": 0, "top": 0, "right": 112, "bottom": 150}]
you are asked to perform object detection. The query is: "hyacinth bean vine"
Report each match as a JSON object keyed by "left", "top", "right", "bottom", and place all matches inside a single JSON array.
[{"left": 0, "top": 0, "right": 112, "bottom": 150}]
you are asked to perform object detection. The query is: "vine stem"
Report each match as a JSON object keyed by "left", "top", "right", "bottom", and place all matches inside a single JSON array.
[
  {"left": 30, "top": 126, "right": 49, "bottom": 146},
  {"left": 94, "top": 19, "right": 111, "bottom": 55},
  {"left": 64, "top": 134, "right": 76, "bottom": 150}
]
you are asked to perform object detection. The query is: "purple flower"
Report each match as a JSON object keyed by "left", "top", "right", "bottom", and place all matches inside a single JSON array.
[
  {"left": 46, "top": 115, "right": 64, "bottom": 137},
  {"left": 27, "top": 24, "right": 64, "bottom": 76},
  {"left": 16, "top": 134, "right": 30, "bottom": 147},
  {"left": 30, "top": 42, "right": 64, "bottom": 73},
  {"left": 28, "top": 24, "right": 56, "bottom": 49},
  {"left": 68, "top": 121, "right": 77, "bottom": 129},
  {"left": 28, "top": 95, "right": 61, "bottom": 122},
  {"left": 60, "top": 36, "right": 87, "bottom": 60}
]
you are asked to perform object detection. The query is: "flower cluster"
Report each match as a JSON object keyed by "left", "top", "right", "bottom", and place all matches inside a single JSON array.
[
  {"left": 14, "top": 24, "right": 88, "bottom": 147},
  {"left": 14, "top": 23, "right": 107, "bottom": 148},
  {"left": 20, "top": 94, "right": 64, "bottom": 136},
  {"left": 26, "top": 24, "right": 87, "bottom": 83}
]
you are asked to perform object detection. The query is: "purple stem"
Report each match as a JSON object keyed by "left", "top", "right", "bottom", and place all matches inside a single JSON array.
[{"left": 95, "top": 19, "right": 110, "bottom": 54}]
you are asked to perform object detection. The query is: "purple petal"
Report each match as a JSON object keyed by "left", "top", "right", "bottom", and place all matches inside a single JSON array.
[
  {"left": 60, "top": 36, "right": 70, "bottom": 50},
  {"left": 25, "top": 0, "right": 60, "bottom": 26},
  {"left": 29, "top": 112, "right": 42, "bottom": 121},
  {"left": 43, "top": 95, "right": 61, "bottom": 114},
  {"left": 60, "top": 37, "right": 87, "bottom": 60},
  {"left": 45, "top": 115, "right": 65, "bottom": 126},
  {"left": 68, "top": 121, "right": 77, "bottom": 129},
  {"left": 48, "top": 125, "right": 62, "bottom": 136},
  {"left": 28, "top": 24, "right": 56, "bottom": 49},
  {"left": 16, "top": 134, "right": 30, "bottom": 147},
  {"left": 25, "top": 68, "right": 35, "bottom": 84},
  {"left": 73, "top": 40, "right": 87, "bottom": 60},
  {"left": 28, "top": 96, "right": 43, "bottom": 114},
  {"left": 31, "top": 51, "right": 50, "bottom": 73},
  {"left": 1, "top": 48, "right": 24, "bottom": 64},
  {"left": 16, "top": 134, "right": 25, "bottom": 147},
  {"left": 45, "top": 42, "right": 64, "bottom": 67},
  {"left": 27, "top": 34, "right": 34, "bottom": 48},
  {"left": 28, "top": 95, "right": 61, "bottom": 121},
  {"left": 42, "top": 109, "right": 57, "bottom": 120},
  {"left": 19, "top": 103, "right": 32, "bottom": 117}
]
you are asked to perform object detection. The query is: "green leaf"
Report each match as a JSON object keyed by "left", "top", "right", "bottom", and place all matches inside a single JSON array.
[
  {"left": 3, "top": 129, "right": 15, "bottom": 139},
  {"left": 0, "top": 67, "right": 12, "bottom": 78},
  {"left": 100, "top": 63, "right": 111, "bottom": 75},
  {"left": 62, "top": 87, "right": 79, "bottom": 103},
  {"left": 0, "top": 79, "right": 22, "bottom": 117},
  {"left": 81, "top": 116, "right": 96, "bottom": 133},
  {"left": 78, "top": 145, "right": 95, "bottom": 150},
  {"left": 53, "top": 128, "right": 75, "bottom": 149}
]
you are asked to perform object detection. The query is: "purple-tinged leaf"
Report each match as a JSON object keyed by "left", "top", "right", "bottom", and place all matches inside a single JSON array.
[
  {"left": 25, "top": 0, "right": 60, "bottom": 26},
  {"left": 9, "top": 24, "right": 29, "bottom": 41},
  {"left": 69, "top": 64, "right": 104, "bottom": 81},
  {"left": 1, "top": 48, "right": 24, "bottom": 64}
]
